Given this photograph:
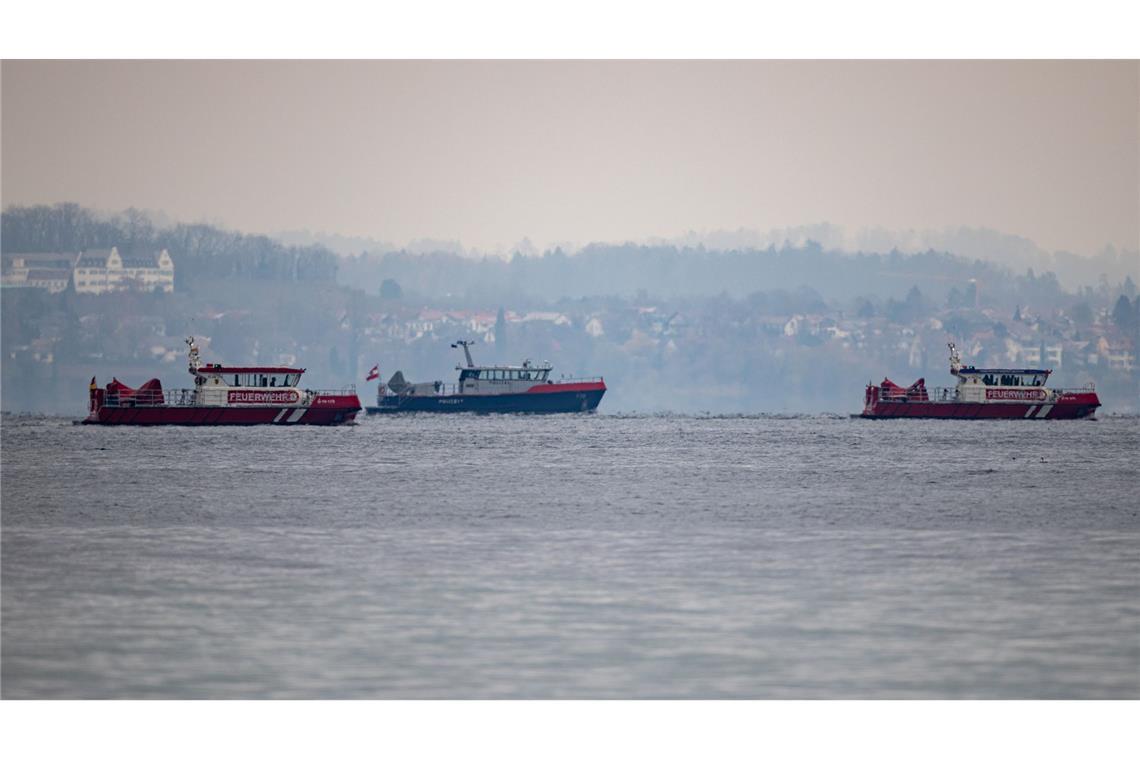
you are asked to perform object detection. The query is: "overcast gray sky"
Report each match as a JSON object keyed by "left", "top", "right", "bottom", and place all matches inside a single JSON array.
[{"left": 2, "top": 60, "right": 1137, "bottom": 255}]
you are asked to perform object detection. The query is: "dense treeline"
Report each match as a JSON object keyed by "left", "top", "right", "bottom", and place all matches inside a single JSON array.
[
  {"left": 3, "top": 204, "right": 1137, "bottom": 415},
  {"left": 1, "top": 204, "right": 338, "bottom": 285},
  {"left": 339, "top": 240, "right": 1113, "bottom": 319}
]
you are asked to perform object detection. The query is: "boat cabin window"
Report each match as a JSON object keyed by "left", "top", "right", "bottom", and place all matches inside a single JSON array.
[
  {"left": 979, "top": 373, "right": 1045, "bottom": 387},
  {"left": 229, "top": 372, "right": 298, "bottom": 387},
  {"left": 462, "top": 368, "right": 549, "bottom": 382}
]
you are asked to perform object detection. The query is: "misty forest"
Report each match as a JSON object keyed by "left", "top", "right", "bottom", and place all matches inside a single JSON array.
[{"left": 2, "top": 203, "right": 1138, "bottom": 414}]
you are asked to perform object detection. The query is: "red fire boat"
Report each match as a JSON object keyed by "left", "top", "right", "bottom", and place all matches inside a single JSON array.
[
  {"left": 83, "top": 337, "right": 361, "bottom": 425},
  {"left": 860, "top": 343, "right": 1100, "bottom": 420}
]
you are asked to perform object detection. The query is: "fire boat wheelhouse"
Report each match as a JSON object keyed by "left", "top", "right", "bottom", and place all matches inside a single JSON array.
[
  {"left": 860, "top": 343, "right": 1100, "bottom": 420},
  {"left": 367, "top": 340, "right": 606, "bottom": 414},
  {"left": 83, "top": 337, "right": 361, "bottom": 425}
]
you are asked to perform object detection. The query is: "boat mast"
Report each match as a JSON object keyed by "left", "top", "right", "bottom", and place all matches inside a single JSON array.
[
  {"left": 948, "top": 342, "right": 962, "bottom": 375},
  {"left": 451, "top": 339, "right": 476, "bottom": 368},
  {"left": 186, "top": 336, "right": 202, "bottom": 374}
]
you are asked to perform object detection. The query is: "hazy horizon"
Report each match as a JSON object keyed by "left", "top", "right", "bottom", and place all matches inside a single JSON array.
[{"left": 3, "top": 60, "right": 1137, "bottom": 258}]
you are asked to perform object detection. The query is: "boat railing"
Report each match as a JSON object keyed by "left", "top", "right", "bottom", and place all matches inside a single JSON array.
[
  {"left": 311, "top": 385, "right": 357, "bottom": 396},
  {"left": 379, "top": 383, "right": 456, "bottom": 397},
  {"left": 381, "top": 376, "right": 603, "bottom": 398},
  {"left": 927, "top": 387, "right": 958, "bottom": 402},
  {"left": 100, "top": 388, "right": 198, "bottom": 408},
  {"left": 877, "top": 384, "right": 1096, "bottom": 403},
  {"left": 877, "top": 386, "right": 958, "bottom": 403},
  {"left": 100, "top": 384, "right": 358, "bottom": 408}
]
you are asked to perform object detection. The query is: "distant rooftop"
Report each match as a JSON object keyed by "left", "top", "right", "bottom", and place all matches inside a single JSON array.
[
  {"left": 25, "top": 269, "right": 72, "bottom": 280},
  {"left": 2, "top": 251, "right": 78, "bottom": 267},
  {"left": 77, "top": 248, "right": 117, "bottom": 266}
]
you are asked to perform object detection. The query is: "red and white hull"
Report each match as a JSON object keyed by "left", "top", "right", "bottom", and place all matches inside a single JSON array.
[
  {"left": 861, "top": 392, "right": 1100, "bottom": 420},
  {"left": 861, "top": 345, "right": 1101, "bottom": 420},
  {"left": 83, "top": 338, "right": 361, "bottom": 425},
  {"left": 83, "top": 395, "right": 361, "bottom": 426}
]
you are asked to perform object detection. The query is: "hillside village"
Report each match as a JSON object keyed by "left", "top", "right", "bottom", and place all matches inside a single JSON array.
[
  {"left": 2, "top": 205, "right": 1137, "bottom": 414},
  {"left": 3, "top": 247, "right": 174, "bottom": 294},
  {"left": 4, "top": 267, "right": 1137, "bottom": 414}
]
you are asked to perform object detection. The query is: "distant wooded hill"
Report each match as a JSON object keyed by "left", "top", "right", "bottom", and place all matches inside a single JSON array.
[
  {"left": 1, "top": 204, "right": 338, "bottom": 286},
  {"left": 338, "top": 241, "right": 1089, "bottom": 312}
]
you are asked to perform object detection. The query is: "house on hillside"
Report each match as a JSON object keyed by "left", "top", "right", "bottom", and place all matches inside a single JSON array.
[
  {"left": 1105, "top": 346, "right": 1136, "bottom": 371},
  {"left": 74, "top": 247, "right": 174, "bottom": 294},
  {"left": 23, "top": 268, "right": 73, "bottom": 294},
  {"left": 73, "top": 248, "right": 121, "bottom": 293},
  {"left": 1, "top": 252, "right": 80, "bottom": 293},
  {"left": 121, "top": 249, "right": 174, "bottom": 292}
]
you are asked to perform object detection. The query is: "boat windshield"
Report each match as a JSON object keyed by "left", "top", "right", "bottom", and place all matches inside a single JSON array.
[
  {"left": 977, "top": 373, "right": 1046, "bottom": 387},
  {"left": 467, "top": 368, "right": 549, "bottom": 382},
  {"left": 228, "top": 373, "right": 300, "bottom": 387}
]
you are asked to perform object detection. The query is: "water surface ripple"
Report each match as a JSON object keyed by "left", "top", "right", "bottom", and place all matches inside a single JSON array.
[{"left": 3, "top": 414, "right": 1138, "bottom": 698}]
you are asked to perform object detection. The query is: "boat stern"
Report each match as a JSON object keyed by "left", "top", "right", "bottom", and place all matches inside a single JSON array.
[{"left": 309, "top": 389, "right": 363, "bottom": 423}]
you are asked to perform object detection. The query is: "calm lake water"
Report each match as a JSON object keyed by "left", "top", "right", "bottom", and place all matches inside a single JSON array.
[{"left": 2, "top": 413, "right": 1138, "bottom": 698}]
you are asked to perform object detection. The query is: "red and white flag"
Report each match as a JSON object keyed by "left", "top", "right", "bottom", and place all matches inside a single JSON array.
[{"left": 366, "top": 364, "right": 380, "bottom": 382}]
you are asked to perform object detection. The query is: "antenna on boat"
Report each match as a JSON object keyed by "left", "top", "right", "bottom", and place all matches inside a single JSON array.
[
  {"left": 451, "top": 339, "right": 476, "bottom": 368},
  {"left": 948, "top": 342, "right": 962, "bottom": 375},
  {"left": 185, "top": 336, "right": 202, "bottom": 373}
]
